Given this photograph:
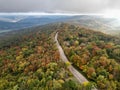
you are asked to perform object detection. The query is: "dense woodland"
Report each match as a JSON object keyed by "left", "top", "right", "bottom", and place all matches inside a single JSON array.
[
  {"left": 0, "top": 24, "right": 96, "bottom": 90},
  {"left": 58, "top": 23, "right": 120, "bottom": 90}
]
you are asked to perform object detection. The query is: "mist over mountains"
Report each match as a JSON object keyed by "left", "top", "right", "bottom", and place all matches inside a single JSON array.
[
  {"left": 0, "top": 15, "right": 120, "bottom": 35},
  {"left": 0, "top": 15, "right": 70, "bottom": 32}
]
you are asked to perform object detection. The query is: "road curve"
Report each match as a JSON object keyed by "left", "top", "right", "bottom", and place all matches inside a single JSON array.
[{"left": 55, "top": 32, "right": 97, "bottom": 90}]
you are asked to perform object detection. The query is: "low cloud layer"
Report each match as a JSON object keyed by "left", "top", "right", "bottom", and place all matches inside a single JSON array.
[{"left": 0, "top": 0, "right": 120, "bottom": 14}]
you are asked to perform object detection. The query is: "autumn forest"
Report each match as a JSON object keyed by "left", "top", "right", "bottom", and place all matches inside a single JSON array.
[{"left": 0, "top": 23, "right": 120, "bottom": 90}]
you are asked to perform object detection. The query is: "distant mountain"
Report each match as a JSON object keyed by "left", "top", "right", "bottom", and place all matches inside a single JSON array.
[
  {"left": 0, "top": 15, "right": 70, "bottom": 32},
  {"left": 0, "top": 15, "right": 27, "bottom": 22},
  {"left": 1, "top": 15, "right": 120, "bottom": 35},
  {"left": 64, "top": 15, "right": 120, "bottom": 35}
]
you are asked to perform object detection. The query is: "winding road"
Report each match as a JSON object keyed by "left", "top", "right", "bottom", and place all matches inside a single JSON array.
[
  {"left": 55, "top": 32, "right": 97, "bottom": 90},
  {"left": 55, "top": 32, "right": 88, "bottom": 83}
]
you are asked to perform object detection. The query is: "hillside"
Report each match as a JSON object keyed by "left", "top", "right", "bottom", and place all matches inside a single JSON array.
[
  {"left": 58, "top": 23, "right": 120, "bottom": 90},
  {"left": 0, "top": 24, "right": 95, "bottom": 90},
  {"left": 64, "top": 15, "right": 120, "bottom": 35},
  {"left": 1, "top": 23, "right": 120, "bottom": 90}
]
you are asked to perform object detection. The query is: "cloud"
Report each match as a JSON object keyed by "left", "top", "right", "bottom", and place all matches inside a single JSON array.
[
  {"left": 0, "top": 0, "right": 119, "bottom": 14},
  {"left": 107, "top": 0, "right": 120, "bottom": 9}
]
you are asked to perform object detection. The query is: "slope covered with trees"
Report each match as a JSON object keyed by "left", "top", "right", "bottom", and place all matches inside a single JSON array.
[
  {"left": 0, "top": 24, "right": 95, "bottom": 90},
  {"left": 58, "top": 23, "right": 120, "bottom": 90}
]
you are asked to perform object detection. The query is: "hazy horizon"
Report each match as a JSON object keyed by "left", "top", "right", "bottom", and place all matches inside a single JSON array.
[{"left": 0, "top": 0, "right": 120, "bottom": 18}]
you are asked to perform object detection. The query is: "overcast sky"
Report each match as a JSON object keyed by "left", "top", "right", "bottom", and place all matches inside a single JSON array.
[{"left": 0, "top": 0, "right": 120, "bottom": 14}]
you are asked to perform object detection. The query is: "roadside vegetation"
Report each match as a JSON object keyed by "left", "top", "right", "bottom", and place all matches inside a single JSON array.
[
  {"left": 58, "top": 23, "right": 120, "bottom": 90},
  {"left": 0, "top": 24, "right": 95, "bottom": 90}
]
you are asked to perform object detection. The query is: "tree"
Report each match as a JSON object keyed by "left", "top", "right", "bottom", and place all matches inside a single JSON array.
[{"left": 87, "top": 67, "right": 96, "bottom": 79}]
